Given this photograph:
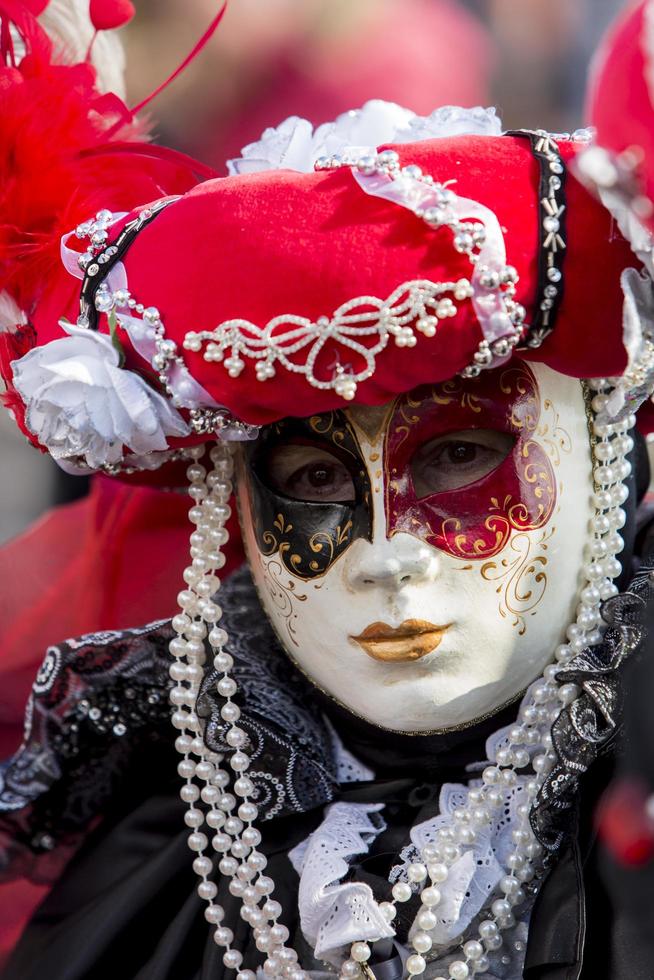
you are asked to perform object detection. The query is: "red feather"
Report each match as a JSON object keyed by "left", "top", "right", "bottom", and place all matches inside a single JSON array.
[
  {"left": 89, "top": 0, "right": 135, "bottom": 31},
  {"left": 21, "top": 0, "right": 48, "bottom": 13},
  {"left": 0, "top": 7, "right": 208, "bottom": 347}
]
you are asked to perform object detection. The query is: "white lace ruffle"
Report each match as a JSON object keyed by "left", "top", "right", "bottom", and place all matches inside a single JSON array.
[
  {"left": 394, "top": 780, "right": 529, "bottom": 946},
  {"left": 227, "top": 102, "right": 502, "bottom": 176},
  {"left": 287, "top": 725, "right": 374, "bottom": 877},
  {"left": 288, "top": 801, "right": 393, "bottom": 963},
  {"left": 290, "top": 702, "right": 537, "bottom": 972},
  {"left": 290, "top": 783, "right": 531, "bottom": 975},
  {"left": 288, "top": 727, "right": 387, "bottom": 963}
]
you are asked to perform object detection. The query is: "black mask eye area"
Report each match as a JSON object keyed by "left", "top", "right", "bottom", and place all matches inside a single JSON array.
[
  {"left": 242, "top": 412, "right": 372, "bottom": 580},
  {"left": 254, "top": 439, "right": 357, "bottom": 505}
]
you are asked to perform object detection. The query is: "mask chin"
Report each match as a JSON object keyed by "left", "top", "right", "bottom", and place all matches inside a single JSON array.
[{"left": 236, "top": 363, "right": 609, "bottom": 733}]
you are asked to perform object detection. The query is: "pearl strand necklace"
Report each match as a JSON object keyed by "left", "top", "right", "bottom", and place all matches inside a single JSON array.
[
  {"left": 170, "top": 442, "right": 306, "bottom": 980},
  {"left": 169, "top": 383, "right": 632, "bottom": 979}
]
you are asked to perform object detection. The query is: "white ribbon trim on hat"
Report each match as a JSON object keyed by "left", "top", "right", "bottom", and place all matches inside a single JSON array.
[{"left": 353, "top": 168, "right": 514, "bottom": 351}]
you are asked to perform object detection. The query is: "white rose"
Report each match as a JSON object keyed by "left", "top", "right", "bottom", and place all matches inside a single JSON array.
[
  {"left": 227, "top": 101, "right": 502, "bottom": 175},
  {"left": 11, "top": 322, "right": 190, "bottom": 469}
]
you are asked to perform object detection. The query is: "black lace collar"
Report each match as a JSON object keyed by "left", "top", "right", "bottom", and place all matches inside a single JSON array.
[{"left": 531, "top": 560, "right": 654, "bottom": 851}]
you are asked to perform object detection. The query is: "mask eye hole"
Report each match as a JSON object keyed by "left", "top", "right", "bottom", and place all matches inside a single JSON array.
[
  {"left": 257, "top": 442, "right": 356, "bottom": 503},
  {"left": 411, "top": 428, "right": 515, "bottom": 498}
]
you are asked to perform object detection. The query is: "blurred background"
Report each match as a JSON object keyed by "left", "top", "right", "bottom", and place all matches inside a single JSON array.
[{"left": 0, "top": 0, "right": 628, "bottom": 545}]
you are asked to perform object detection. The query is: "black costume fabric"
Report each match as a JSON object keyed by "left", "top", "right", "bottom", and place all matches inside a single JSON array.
[{"left": 1, "top": 565, "right": 653, "bottom": 979}]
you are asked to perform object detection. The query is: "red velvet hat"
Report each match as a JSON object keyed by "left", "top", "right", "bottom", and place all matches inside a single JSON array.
[
  {"left": 0, "top": 7, "right": 642, "bottom": 480},
  {"left": 580, "top": 0, "right": 654, "bottom": 439},
  {"left": 584, "top": 0, "right": 654, "bottom": 235}
]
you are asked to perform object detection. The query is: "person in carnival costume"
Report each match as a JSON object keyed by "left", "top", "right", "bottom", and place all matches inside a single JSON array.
[
  {"left": 0, "top": 0, "right": 496, "bottom": 961},
  {"left": 2, "top": 4, "right": 654, "bottom": 979}
]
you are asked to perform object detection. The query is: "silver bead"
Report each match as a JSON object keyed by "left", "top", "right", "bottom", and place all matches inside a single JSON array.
[
  {"left": 392, "top": 881, "right": 412, "bottom": 903},
  {"left": 143, "top": 306, "right": 160, "bottom": 324},
  {"left": 341, "top": 961, "right": 361, "bottom": 978},
  {"left": 378, "top": 149, "right": 399, "bottom": 167},
  {"left": 356, "top": 154, "right": 378, "bottom": 175},
  {"left": 213, "top": 926, "right": 234, "bottom": 947}
]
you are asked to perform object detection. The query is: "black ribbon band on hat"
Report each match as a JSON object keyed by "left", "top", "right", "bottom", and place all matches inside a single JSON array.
[
  {"left": 79, "top": 197, "right": 177, "bottom": 332},
  {"left": 506, "top": 129, "right": 568, "bottom": 350}
]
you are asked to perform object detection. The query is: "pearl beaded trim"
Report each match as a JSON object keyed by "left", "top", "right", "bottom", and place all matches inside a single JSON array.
[
  {"left": 180, "top": 134, "right": 528, "bottom": 397},
  {"left": 316, "top": 148, "right": 525, "bottom": 383},
  {"left": 506, "top": 129, "right": 569, "bottom": 351},
  {"left": 168, "top": 377, "right": 634, "bottom": 979},
  {"left": 169, "top": 442, "right": 304, "bottom": 980},
  {"left": 72, "top": 138, "right": 559, "bottom": 442},
  {"left": 184, "top": 277, "right": 477, "bottom": 402},
  {"left": 58, "top": 445, "right": 204, "bottom": 477}
]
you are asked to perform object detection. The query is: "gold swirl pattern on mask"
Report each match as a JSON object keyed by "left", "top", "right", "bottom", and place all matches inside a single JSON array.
[
  {"left": 261, "top": 556, "right": 308, "bottom": 647},
  {"left": 251, "top": 409, "right": 370, "bottom": 580},
  {"left": 522, "top": 440, "right": 555, "bottom": 499},
  {"left": 536, "top": 397, "right": 573, "bottom": 466},
  {"left": 393, "top": 381, "right": 484, "bottom": 450},
  {"left": 436, "top": 481, "right": 554, "bottom": 559},
  {"left": 501, "top": 365, "right": 538, "bottom": 426},
  {"left": 392, "top": 392, "right": 422, "bottom": 451},
  {"left": 430, "top": 378, "right": 484, "bottom": 413},
  {"left": 308, "top": 411, "right": 359, "bottom": 461},
  {"left": 261, "top": 511, "right": 355, "bottom": 578},
  {"left": 440, "top": 513, "right": 511, "bottom": 558},
  {"left": 385, "top": 363, "right": 559, "bottom": 561},
  {"left": 308, "top": 523, "right": 353, "bottom": 572},
  {"left": 261, "top": 513, "right": 293, "bottom": 557},
  {"left": 480, "top": 526, "right": 555, "bottom": 635}
]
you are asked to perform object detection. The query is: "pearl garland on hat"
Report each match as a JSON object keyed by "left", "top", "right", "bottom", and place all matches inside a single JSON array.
[{"left": 169, "top": 378, "right": 632, "bottom": 978}]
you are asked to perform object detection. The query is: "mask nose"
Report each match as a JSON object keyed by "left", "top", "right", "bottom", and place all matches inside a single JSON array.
[{"left": 345, "top": 533, "right": 440, "bottom": 590}]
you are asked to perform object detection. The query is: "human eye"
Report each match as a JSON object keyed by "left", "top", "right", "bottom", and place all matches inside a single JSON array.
[
  {"left": 411, "top": 429, "right": 515, "bottom": 498},
  {"left": 258, "top": 443, "right": 356, "bottom": 503}
]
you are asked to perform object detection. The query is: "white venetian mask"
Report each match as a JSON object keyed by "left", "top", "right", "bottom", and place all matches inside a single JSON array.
[{"left": 235, "top": 360, "right": 594, "bottom": 732}]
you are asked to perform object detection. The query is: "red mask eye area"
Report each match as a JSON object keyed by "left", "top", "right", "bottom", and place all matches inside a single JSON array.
[
  {"left": 385, "top": 364, "right": 557, "bottom": 560},
  {"left": 411, "top": 429, "right": 516, "bottom": 498}
]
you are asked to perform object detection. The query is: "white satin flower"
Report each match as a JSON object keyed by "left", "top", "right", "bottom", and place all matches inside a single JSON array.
[
  {"left": 11, "top": 322, "right": 190, "bottom": 469},
  {"left": 227, "top": 101, "right": 502, "bottom": 176}
]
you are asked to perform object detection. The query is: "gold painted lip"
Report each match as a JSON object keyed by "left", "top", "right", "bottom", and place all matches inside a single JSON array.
[{"left": 350, "top": 619, "right": 451, "bottom": 663}]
